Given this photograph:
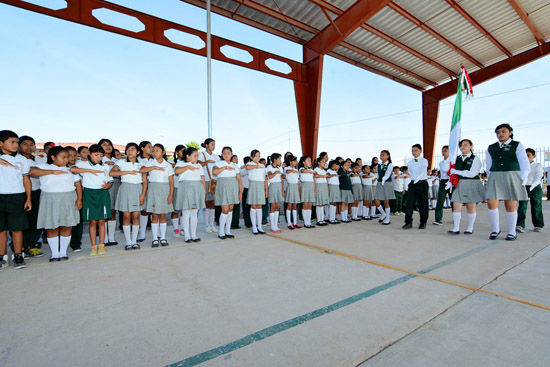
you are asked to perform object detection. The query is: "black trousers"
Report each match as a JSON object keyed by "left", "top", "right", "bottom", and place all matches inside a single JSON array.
[{"left": 405, "top": 180, "right": 429, "bottom": 225}]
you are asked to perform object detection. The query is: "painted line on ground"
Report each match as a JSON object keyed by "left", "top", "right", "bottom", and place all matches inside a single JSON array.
[{"left": 166, "top": 237, "right": 506, "bottom": 367}]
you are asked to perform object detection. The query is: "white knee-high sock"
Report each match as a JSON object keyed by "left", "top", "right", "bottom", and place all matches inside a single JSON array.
[
  {"left": 286, "top": 210, "right": 292, "bottom": 225},
  {"left": 178, "top": 213, "right": 185, "bottom": 232},
  {"left": 506, "top": 211, "right": 517, "bottom": 236},
  {"left": 171, "top": 217, "right": 179, "bottom": 230},
  {"left": 324, "top": 205, "right": 329, "bottom": 220},
  {"left": 488, "top": 208, "right": 500, "bottom": 233},
  {"left": 107, "top": 220, "right": 116, "bottom": 242},
  {"left": 453, "top": 212, "right": 461, "bottom": 231},
  {"left": 383, "top": 208, "right": 391, "bottom": 223},
  {"left": 378, "top": 205, "right": 386, "bottom": 220},
  {"left": 219, "top": 214, "right": 228, "bottom": 236},
  {"left": 190, "top": 209, "right": 198, "bottom": 239},
  {"left": 47, "top": 237, "right": 59, "bottom": 258},
  {"left": 370, "top": 206, "right": 376, "bottom": 217},
  {"left": 269, "top": 212, "right": 276, "bottom": 231},
  {"left": 159, "top": 222, "right": 167, "bottom": 240},
  {"left": 251, "top": 209, "right": 258, "bottom": 232},
  {"left": 151, "top": 222, "right": 159, "bottom": 240},
  {"left": 131, "top": 225, "right": 139, "bottom": 245},
  {"left": 123, "top": 225, "right": 131, "bottom": 246},
  {"left": 351, "top": 207, "right": 358, "bottom": 219},
  {"left": 302, "top": 209, "right": 309, "bottom": 226},
  {"left": 466, "top": 213, "right": 476, "bottom": 232},
  {"left": 256, "top": 210, "right": 263, "bottom": 231},
  {"left": 209, "top": 209, "right": 216, "bottom": 227},
  {"left": 342, "top": 210, "right": 348, "bottom": 221},
  {"left": 59, "top": 236, "right": 71, "bottom": 257},
  {"left": 139, "top": 215, "right": 148, "bottom": 239},
  {"left": 225, "top": 212, "right": 233, "bottom": 235},
  {"left": 292, "top": 210, "right": 298, "bottom": 225},
  {"left": 358, "top": 201, "right": 363, "bottom": 214},
  {"left": 182, "top": 211, "right": 191, "bottom": 240},
  {"left": 316, "top": 207, "right": 324, "bottom": 223},
  {"left": 329, "top": 205, "right": 336, "bottom": 221}
]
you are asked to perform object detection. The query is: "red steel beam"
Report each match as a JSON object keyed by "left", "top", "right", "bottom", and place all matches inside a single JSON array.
[
  {"left": 304, "top": 0, "right": 391, "bottom": 59},
  {"left": 506, "top": 0, "right": 546, "bottom": 44},
  {"left": 445, "top": 0, "right": 512, "bottom": 57},
  {"left": 0, "top": 0, "right": 305, "bottom": 82},
  {"left": 422, "top": 93, "right": 440, "bottom": 167},
  {"left": 388, "top": 2, "right": 484, "bottom": 69}
]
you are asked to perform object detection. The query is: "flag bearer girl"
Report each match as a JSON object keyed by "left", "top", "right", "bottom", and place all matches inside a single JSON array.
[{"left": 373, "top": 150, "right": 394, "bottom": 225}]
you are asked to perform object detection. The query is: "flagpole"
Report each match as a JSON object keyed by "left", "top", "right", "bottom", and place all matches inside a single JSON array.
[{"left": 206, "top": 0, "right": 212, "bottom": 138}]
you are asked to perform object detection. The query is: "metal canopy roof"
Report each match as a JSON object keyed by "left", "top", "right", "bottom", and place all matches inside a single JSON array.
[{"left": 182, "top": 0, "right": 550, "bottom": 91}]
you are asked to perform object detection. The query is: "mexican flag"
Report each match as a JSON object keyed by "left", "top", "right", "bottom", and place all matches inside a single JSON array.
[{"left": 447, "top": 66, "right": 473, "bottom": 189}]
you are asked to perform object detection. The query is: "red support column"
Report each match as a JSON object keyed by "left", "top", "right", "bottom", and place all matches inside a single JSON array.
[
  {"left": 294, "top": 48, "right": 323, "bottom": 158},
  {"left": 422, "top": 92, "right": 440, "bottom": 168}
]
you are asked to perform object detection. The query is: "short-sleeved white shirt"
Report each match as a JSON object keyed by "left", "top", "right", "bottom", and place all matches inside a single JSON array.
[
  {"left": 114, "top": 159, "right": 144, "bottom": 184},
  {"left": 175, "top": 161, "right": 203, "bottom": 181},
  {"left": 267, "top": 165, "right": 283, "bottom": 184},
  {"left": 327, "top": 169, "right": 340, "bottom": 185},
  {"left": 137, "top": 156, "right": 153, "bottom": 166},
  {"left": 351, "top": 175, "right": 362, "bottom": 185},
  {"left": 246, "top": 162, "right": 266, "bottom": 182},
  {"left": 313, "top": 167, "right": 327, "bottom": 183},
  {"left": 214, "top": 161, "right": 240, "bottom": 178},
  {"left": 75, "top": 160, "right": 113, "bottom": 189},
  {"left": 299, "top": 167, "right": 314, "bottom": 182},
  {"left": 0, "top": 153, "right": 31, "bottom": 194},
  {"left": 37, "top": 164, "right": 79, "bottom": 193},
  {"left": 240, "top": 167, "right": 249, "bottom": 189},
  {"left": 198, "top": 151, "right": 220, "bottom": 181},
  {"left": 146, "top": 159, "right": 174, "bottom": 183},
  {"left": 26, "top": 156, "right": 41, "bottom": 191},
  {"left": 284, "top": 167, "right": 299, "bottom": 184},
  {"left": 362, "top": 173, "right": 375, "bottom": 186}
]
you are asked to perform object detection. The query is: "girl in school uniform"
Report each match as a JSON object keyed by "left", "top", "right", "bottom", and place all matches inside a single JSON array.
[
  {"left": 373, "top": 150, "right": 394, "bottom": 225},
  {"left": 71, "top": 144, "right": 113, "bottom": 256},
  {"left": 361, "top": 165, "right": 376, "bottom": 220},
  {"left": 30, "top": 146, "right": 82, "bottom": 261},
  {"left": 266, "top": 153, "right": 285, "bottom": 233},
  {"left": 485, "top": 124, "right": 531, "bottom": 241},
  {"left": 99, "top": 138, "right": 118, "bottom": 247},
  {"left": 298, "top": 156, "right": 315, "bottom": 229},
  {"left": 246, "top": 149, "right": 267, "bottom": 235},
  {"left": 199, "top": 139, "right": 220, "bottom": 233},
  {"left": 327, "top": 160, "right": 341, "bottom": 224},
  {"left": 170, "top": 144, "right": 186, "bottom": 237},
  {"left": 284, "top": 155, "right": 300, "bottom": 230},
  {"left": 350, "top": 163, "right": 363, "bottom": 221},
  {"left": 137, "top": 141, "right": 153, "bottom": 242},
  {"left": 307, "top": 158, "right": 324, "bottom": 228},
  {"left": 110, "top": 143, "right": 147, "bottom": 251},
  {"left": 175, "top": 147, "right": 206, "bottom": 243},
  {"left": 431, "top": 170, "right": 440, "bottom": 210},
  {"left": 338, "top": 159, "right": 354, "bottom": 223},
  {"left": 212, "top": 146, "right": 242, "bottom": 239},
  {"left": 426, "top": 169, "right": 434, "bottom": 209},
  {"left": 141, "top": 144, "right": 174, "bottom": 247},
  {"left": 369, "top": 165, "right": 379, "bottom": 218},
  {"left": 448, "top": 139, "right": 485, "bottom": 235}
]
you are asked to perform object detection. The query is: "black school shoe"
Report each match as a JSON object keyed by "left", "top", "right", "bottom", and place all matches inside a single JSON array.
[
  {"left": 225, "top": 234, "right": 235, "bottom": 239},
  {"left": 418, "top": 223, "right": 426, "bottom": 229},
  {"left": 464, "top": 230, "right": 474, "bottom": 235},
  {"left": 105, "top": 241, "right": 118, "bottom": 247},
  {"left": 489, "top": 231, "right": 501, "bottom": 240},
  {"left": 448, "top": 230, "right": 460, "bottom": 235},
  {"left": 192, "top": 238, "right": 201, "bottom": 242},
  {"left": 505, "top": 234, "right": 517, "bottom": 241},
  {"left": 402, "top": 223, "right": 412, "bottom": 229},
  {"left": 160, "top": 239, "right": 170, "bottom": 247},
  {"left": 13, "top": 254, "right": 26, "bottom": 269},
  {"left": 184, "top": 239, "right": 193, "bottom": 243},
  {"left": 152, "top": 240, "right": 160, "bottom": 248},
  {"left": 218, "top": 235, "right": 226, "bottom": 240}
]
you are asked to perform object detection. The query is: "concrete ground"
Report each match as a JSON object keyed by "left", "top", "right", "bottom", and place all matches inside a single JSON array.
[{"left": 0, "top": 202, "right": 548, "bottom": 367}]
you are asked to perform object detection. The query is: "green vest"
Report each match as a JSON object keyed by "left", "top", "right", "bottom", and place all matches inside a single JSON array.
[
  {"left": 488, "top": 141, "right": 520, "bottom": 171},
  {"left": 455, "top": 154, "right": 478, "bottom": 180},
  {"left": 378, "top": 163, "right": 392, "bottom": 182}
]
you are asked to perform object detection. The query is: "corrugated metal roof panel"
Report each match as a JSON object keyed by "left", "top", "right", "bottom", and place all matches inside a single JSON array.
[
  {"left": 435, "top": 49, "right": 479, "bottom": 74},
  {"left": 458, "top": 0, "right": 519, "bottom": 34},
  {"left": 491, "top": 18, "right": 539, "bottom": 54},
  {"left": 411, "top": 62, "right": 452, "bottom": 84},
  {"left": 327, "top": 0, "right": 356, "bottom": 12},
  {"left": 253, "top": 0, "right": 330, "bottom": 31},
  {"left": 373, "top": 42, "right": 426, "bottom": 71},
  {"left": 425, "top": 6, "right": 484, "bottom": 48},
  {"left": 367, "top": 7, "right": 416, "bottom": 38},
  {"left": 345, "top": 27, "right": 392, "bottom": 53},
  {"left": 397, "top": 27, "right": 450, "bottom": 60},
  {"left": 529, "top": 3, "right": 550, "bottom": 40},
  {"left": 520, "top": 0, "right": 549, "bottom": 12},
  {"left": 460, "top": 36, "right": 505, "bottom": 66},
  {"left": 393, "top": 0, "right": 450, "bottom": 22}
]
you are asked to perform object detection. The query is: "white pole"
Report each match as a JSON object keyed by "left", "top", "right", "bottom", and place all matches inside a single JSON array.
[{"left": 206, "top": 0, "right": 212, "bottom": 138}]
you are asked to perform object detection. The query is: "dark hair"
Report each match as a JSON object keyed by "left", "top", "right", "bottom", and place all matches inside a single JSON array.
[
  {"left": 221, "top": 146, "right": 233, "bottom": 153},
  {"left": 393, "top": 166, "right": 400, "bottom": 171},
  {"left": 19, "top": 135, "right": 35, "bottom": 145},
  {"left": 88, "top": 144, "right": 104, "bottom": 155},
  {"left": 285, "top": 154, "right": 297, "bottom": 167},
  {"left": 362, "top": 165, "right": 369, "bottom": 171},
  {"left": 381, "top": 150, "right": 392, "bottom": 163},
  {"left": 371, "top": 156, "right": 378, "bottom": 164},
  {"left": 77, "top": 146, "right": 89, "bottom": 153},
  {"left": 259, "top": 158, "right": 266, "bottom": 165},
  {"left": 243, "top": 156, "right": 251, "bottom": 164},
  {"left": 335, "top": 156, "right": 344, "bottom": 164},
  {"left": 65, "top": 145, "right": 77, "bottom": 152},
  {"left": 459, "top": 139, "right": 473, "bottom": 147},
  {"left": 113, "top": 149, "right": 120, "bottom": 154},
  {"left": 526, "top": 148, "right": 535, "bottom": 156},
  {"left": 328, "top": 160, "right": 340, "bottom": 169},
  {"left": 98, "top": 138, "right": 114, "bottom": 159},
  {"left": 442, "top": 145, "right": 449, "bottom": 150},
  {"left": 124, "top": 142, "right": 139, "bottom": 155},
  {"left": 298, "top": 156, "right": 311, "bottom": 169},
  {"left": 0, "top": 130, "right": 18, "bottom": 142},
  {"left": 284, "top": 151, "right": 292, "bottom": 159},
  {"left": 44, "top": 141, "right": 54, "bottom": 148},
  {"left": 268, "top": 153, "right": 282, "bottom": 167},
  {"left": 153, "top": 143, "right": 167, "bottom": 161},
  {"left": 318, "top": 152, "right": 328, "bottom": 161},
  {"left": 355, "top": 157, "right": 362, "bottom": 163},
  {"left": 46, "top": 146, "right": 68, "bottom": 164},
  {"left": 173, "top": 144, "right": 186, "bottom": 164},
  {"left": 201, "top": 138, "right": 214, "bottom": 149},
  {"left": 370, "top": 164, "right": 377, "bottom": 171},
  {"left": 250, "top": 149, "right": 260, "bottom": 158},
  {"left": 138, "top": 141, "right": 152, "bottom": 158},
  {"left": 412, "top": 143, "right": 422, "bottom": 151},
  {"left": 351, "top": 162, "right": 359, "bottom": 169},
  {"left": 184, "top": 147, "right": 198, "bottom": 162},
  {"left": 495, "top": 123, "right": 513, "bottom": 139},
  {"left": 400, "top": 166, "right": 407, "bottom": 171}
]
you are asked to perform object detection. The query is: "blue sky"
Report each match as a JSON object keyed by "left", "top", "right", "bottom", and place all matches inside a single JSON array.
[{"left": 1, "top": 0, "right": 549, "bottom": 166}]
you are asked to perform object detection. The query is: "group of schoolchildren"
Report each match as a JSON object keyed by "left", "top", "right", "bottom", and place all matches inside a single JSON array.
[{"left": 0, "top": 123, "right": 545, "bottom": 269}]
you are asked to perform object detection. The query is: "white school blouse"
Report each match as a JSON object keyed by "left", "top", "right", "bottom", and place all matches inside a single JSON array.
[
  {"left": 392, "top": 173, "right": 404, "bottom": 192},
  {"left": 146, "top": 159, "right": 174, "bottom": 183},
  {"left": 427, "top": 175, "right": 434, "bottom": 187},
  {"left": 246, "top": 163, "right": 266, "bottom": 182},
  {"left": 240, "top": 167, "right": 249, "bottom": 189},
  {"left": 299, "top": 167, "right": 314, "bottom": 182},
  {"left": 284, "top": 167, "right": 299, "bottom": 184},
  {"left": 350, "top": 175, "right": 361, "bottom": 185},
  {"left": 313, "top": 167, "right": 327, "bottom": 183},
  {"left": 114, "top": 159, "right": 144, "bottom": 184},
  {"left": 267, "top": 165, "right": 283, "bottom": 184},
  {"left": 439, "top": 158, "right": 451, "bottom": 180},
  {"left": 175, "top": 162, "right": 204, "bottom": 181},
  {"left": 451, "top": 153, "right": 482, "bottom": 178},
  {"left": 525, "top": 162, "right": 543, "bottom": 188},
  {"left": 361, "top": 173, "right": 375, "bottom": 186},
  {"left": 214, "top": 161, "right": 240, "bottom": 178},
  {"left": 0, "top": 153, "right": 30, "bottom": 194},
  {"left": 37, "top": 164, "right": 79, "bottom": 193},
  {"left": 75, "top": 160, "right": 113, "bottom": 189},
  {"left": 26, "top": 156, "right": 41, "bottom": 191},
  {"left": 327, "top": 169, "right": 339, "bottom": 185},
  {"left": 406, "top": 158, "right": 427, "bottom": 183},
  {"left": 199, "top": 151, "right": 220, "bottom": 182}
]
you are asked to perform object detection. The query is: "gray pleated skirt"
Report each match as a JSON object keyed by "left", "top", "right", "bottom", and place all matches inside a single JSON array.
[
  {"left": 176, "top": 180, "right": 206, "bottom": 211},
  {"left": 173, "top": 187, "right": 178, "bottom": 211},
  {"left": 205, "top": 180, "right": 215, "bottom": 202},
  {"left": 431, "top": 185, "right": 439, "bottom": 198},
  {"left": 146, "top": 182, "right": 174, "bottom": 214},
  {"left": 315, "top": 183, "right": 329, "bottom": 206},
  {"left": 215, "top": 177, "right": 240, "bottom": 206},
  {"left": 375, "top": 181, "right": 396, "bottom": 200},
  {"left": 363, "top": 185, "right": 374, "bottom": 201},
  {"left": 329, "top": 184, "right": 341, "bottom": 203},
  {"left": 352, "top": 183, "right": 363, "bottom": 201},
  {"left": 247, "top": 180, "right": 266, "bottom": 205},
  {"left": 486, "top": 171, "right": 528, "bottom": 201},
  {"left": 115, "top": 182, "right": 143, "bottom": 212},
  {"left": 268, "top": 182, "right": 284, "bottom": 204},
  {"left": 37, "top": 191, "right": 80, "bottom": 229},
  {"left": 285, "top": 182, "right": 300, "bottom": 204},
  {"left": 301, "top": 181, "right": 315, "bottom": 203},
  {"left": 451, "top": 179, "right": 486, "bottom": 204},
  {"left": 341, "top": 189, "right": 354, "bottom": 204},
  {"left": 109, "top": 178, "right": 121, "bottom": 209}
]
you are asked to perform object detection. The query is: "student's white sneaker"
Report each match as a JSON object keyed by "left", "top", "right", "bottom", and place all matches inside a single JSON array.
[
  {"left": 204, "top": 227, "right": 212, "bottom": 233},
  {"left": 0, "top": 255, "right": 8, "bottom": 269},
  {"left": 209, "top": 226, "right": 218, "bottom": 233}
]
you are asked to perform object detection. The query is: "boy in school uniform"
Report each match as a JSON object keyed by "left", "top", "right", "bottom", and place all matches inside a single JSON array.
[
  {"left": 0, "top": 130, "right": 31, "bottom": 269},
  {"left": 517, "top": 148, "right": 544, "bottom": 233},
  {"left": 403, "top": 144, "right": 429, "bottom": 229},
  {"left": 434, "top": 146, "right": 451, "bottom": 225},
  {"left": 240, "top": 156, "right": 252, "bottom": 228},
  {"left": 391, "top": 166, "right": 405, "bottom": 215}
]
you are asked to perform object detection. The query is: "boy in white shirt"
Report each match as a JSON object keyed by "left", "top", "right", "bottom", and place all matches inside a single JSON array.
[
  {"left": 391, "top": 166, "right": 404, "bottom": 215},
  {"left": 517, "top": 148, "right": 544, "bottom": 232}
]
